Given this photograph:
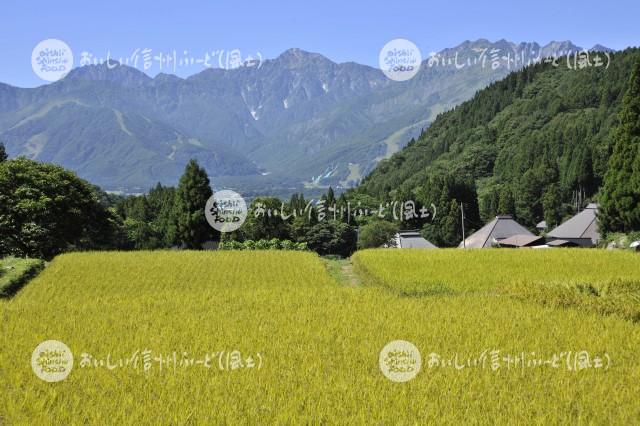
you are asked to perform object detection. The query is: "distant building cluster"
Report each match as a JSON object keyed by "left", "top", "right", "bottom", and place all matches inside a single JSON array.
[{"left": 393, "top": 204, "right": 609, "bottom": 249}]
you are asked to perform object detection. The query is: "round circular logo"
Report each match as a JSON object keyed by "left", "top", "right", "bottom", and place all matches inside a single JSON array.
[
  {"left": 31, "top": 39, "right": 74, "bottom": 82},
  {"left": 31, "top": 340, "right": 74, "bottom": 382},
  {"left": 379, "top": 340, "right": 422, "bottom": 382},
  {"left": 379, "top": 39, "right": 422, "bottom": 82},
  {"left": 205, "top": 190, "right": 248, "bottom": 233}
]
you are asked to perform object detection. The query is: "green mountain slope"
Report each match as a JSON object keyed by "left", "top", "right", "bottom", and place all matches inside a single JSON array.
[{"left": 355, "top": 48, "right": 640, "bottom": 234}]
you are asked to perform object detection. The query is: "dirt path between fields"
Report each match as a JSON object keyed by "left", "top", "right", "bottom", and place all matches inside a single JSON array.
[{"left": 324, "top": 258, "right": 361, "bottom": 287}]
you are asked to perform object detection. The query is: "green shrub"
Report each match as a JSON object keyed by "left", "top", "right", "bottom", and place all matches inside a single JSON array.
[
  {"left": 218, "top": 239, "right": 307, "bottom": 251},
  {"left": 357, "top": 220, "right": 399, "bottom": 249}
]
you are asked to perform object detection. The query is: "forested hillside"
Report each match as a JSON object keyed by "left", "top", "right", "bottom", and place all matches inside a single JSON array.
[{"left": 354, "top": 48, "right": 640, "bottom": 245}]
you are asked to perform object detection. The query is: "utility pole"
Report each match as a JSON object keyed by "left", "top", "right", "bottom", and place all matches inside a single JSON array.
[{"left": 460, "top": 202, "right": 466, "bottom": 249}]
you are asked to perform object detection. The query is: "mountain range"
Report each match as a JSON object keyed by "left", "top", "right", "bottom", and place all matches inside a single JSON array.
[{"left": 0, "top": 39, "right": 610, "bottom": 196}]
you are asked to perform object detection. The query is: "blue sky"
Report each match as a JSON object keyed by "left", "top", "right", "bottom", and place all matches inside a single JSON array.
[{"left": 2, "top": 0, "right": 638, "bottom": 87}]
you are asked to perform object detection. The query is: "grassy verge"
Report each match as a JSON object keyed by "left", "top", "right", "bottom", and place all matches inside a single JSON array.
[
  {"left": 323, "top": 257, "right": 361, "bottom": 287},
  {"left": 0, "top": 257, "right": 45, "bottom": 298}
]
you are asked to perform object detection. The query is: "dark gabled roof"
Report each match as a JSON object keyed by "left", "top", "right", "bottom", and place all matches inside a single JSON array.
[
  {"left": 498, "top": 234, "right": 545, "bottom": 247},
  {"left": 396, "top": 231, "right": 438, "bottom": 249},
  {"left": 547, "top": 203, "right": 600, "bottom": 243},
  {"left": 459, "top": 215, "right": 534, "bottom": 248}
]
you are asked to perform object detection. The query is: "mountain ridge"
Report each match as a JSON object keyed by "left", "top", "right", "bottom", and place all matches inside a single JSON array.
[{"left": 0, "top": 39, "right": 615, "bottom": 195}]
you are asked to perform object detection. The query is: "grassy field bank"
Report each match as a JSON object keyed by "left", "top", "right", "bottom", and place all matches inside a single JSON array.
[{"left": 0, "top": 257, "right": 45, "bottom": 298}]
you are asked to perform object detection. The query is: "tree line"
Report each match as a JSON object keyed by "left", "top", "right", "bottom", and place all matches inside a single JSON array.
[
  {"left": 0, "top": 156, "right": 217, "bottom": 259},
  {"left": 0, "top": 151, "right": 382, "bottom": 258}
]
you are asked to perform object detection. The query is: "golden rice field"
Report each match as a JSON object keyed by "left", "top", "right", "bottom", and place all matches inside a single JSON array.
[{"left": 1, "top": 250, "right": 640, "bottom": 424}]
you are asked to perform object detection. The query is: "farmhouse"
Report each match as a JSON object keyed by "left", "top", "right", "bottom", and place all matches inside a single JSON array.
[
  {"left": 546, "top": 203, "right": 600, "bottom": 247},
  {"left": 394, "top": 231, "right": 438, "bottom": 249},
  {"left": 458, "top": 215, "right": 534, "bottom": 248}
]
